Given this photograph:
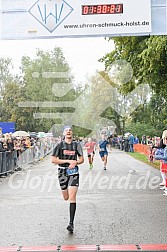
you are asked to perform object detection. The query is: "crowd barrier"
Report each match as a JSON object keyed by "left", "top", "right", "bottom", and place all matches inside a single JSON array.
[
  {"left": 134, "top": 144, "right": 150, "bottom": 156},
  {"left": 0, "top": 151, "right": 16, "bottom": 175},
  {"left": 0, "top": 141, "right": 55, "bottom": 176},
  {"left": 0, "top": 244, "right": 167, "bottom": 251}
]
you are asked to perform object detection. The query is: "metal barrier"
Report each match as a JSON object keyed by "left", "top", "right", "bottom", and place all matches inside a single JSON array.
[
  {"left": 0, "top": 140, "right": 55, "bottom": 176},
  {"left": 0, "top": 151, "right": 16, "bottom": 175}
]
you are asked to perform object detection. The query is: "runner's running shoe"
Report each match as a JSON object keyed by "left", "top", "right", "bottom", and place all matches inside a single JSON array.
[
  {"left": 159, "top": 182, "right": 166, "bottom": 186},
  {"left": 90, "top": 163, "right": 93, "bottom": 169},
  {"left": 67, "top": 223, "right": 74, "bottom": 233},
  {"left": 160, "top": 186, "right": 166, "bottom": 190},
  {"left": 163, "top": 191, "right": 167, "bottom": 196}
]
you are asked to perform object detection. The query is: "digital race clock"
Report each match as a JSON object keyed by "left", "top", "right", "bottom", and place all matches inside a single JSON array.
[{"left": 82, "top": 4, "right": 123, "bottom": 15}]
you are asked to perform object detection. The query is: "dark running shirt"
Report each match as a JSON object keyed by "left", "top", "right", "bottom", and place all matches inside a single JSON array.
[
  {"left": 99, "top": 140, "right": 109, "bottom": 152},
  {"left": 52, "top": 140, "right": 83, "bottom": 167}
]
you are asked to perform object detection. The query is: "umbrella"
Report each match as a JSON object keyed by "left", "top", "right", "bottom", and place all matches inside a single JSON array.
[
  {"left": 12, "top": 130, "right": 30, "bottom": 137},
  {"left": 37, "top": 132, "right": 46, "bottom": 138},
  {"left": 29, "top": 132, "right": 37, "bottom": 138},
  {"left": 124, "top": 132, "right": 131, "bottom": 137}
]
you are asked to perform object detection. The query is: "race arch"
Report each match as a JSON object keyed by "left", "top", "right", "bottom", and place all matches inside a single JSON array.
[{"left": 0, "top": 0, "right": 166, "bottom": 40}]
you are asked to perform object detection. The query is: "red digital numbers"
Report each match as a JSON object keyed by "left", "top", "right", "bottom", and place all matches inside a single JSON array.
[
  {"left": 82, "top": 6, "right": 89, "bottom": 15},
  {"left": 110, "top": 5, "right": 115, "bottom": 13},
  {"left": 89, "top": 6, "right": 94, "bottom": 14},
  {"left": 97, "top": 5, "right": 102, "bottom": 14},
  {"left": 102, "top": 5, "right": 107, "bottom": 13},
  {"left": 82, "top": 4, "right": 123, "bottom": 15},
  {"left": 116, "top": 4, "right": 122, "bottom": 13}
]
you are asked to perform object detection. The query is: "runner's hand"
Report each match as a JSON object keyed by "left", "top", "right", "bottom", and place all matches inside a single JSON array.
[{"left": 68, "top": 160, "right": 77, "bottom": 169}]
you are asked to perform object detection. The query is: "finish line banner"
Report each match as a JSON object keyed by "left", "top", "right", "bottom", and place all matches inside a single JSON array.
[{"left": 0, "top": 0, "right": 151, "bottom": 39}]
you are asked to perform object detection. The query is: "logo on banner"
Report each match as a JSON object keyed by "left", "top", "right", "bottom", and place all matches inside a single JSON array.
[{"left": 28, "top": 0, "right": 74, "bottom": 33}]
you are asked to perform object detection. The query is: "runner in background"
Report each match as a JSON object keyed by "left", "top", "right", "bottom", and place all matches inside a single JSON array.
[
  {"left": 98, "top": 134, "right": 109, "bottom": 170},
  {"left": 84, "top": 137, "right": 96, "bottom": 169}
]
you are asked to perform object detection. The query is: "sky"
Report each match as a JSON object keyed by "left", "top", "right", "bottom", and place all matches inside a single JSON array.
[{"left": 0, "top": 37, "right": 115, "bottom": 84}]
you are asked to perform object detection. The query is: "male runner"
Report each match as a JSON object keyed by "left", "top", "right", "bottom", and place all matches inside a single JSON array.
[
  {"left": 98, "top": 134, "right": 109, "bottom": 170},
  {"left": 51, "top": 126, "right": 84, "bottom": 233},
  {"left": 84, "top": 137, "right": 96, "bottom": 169}
]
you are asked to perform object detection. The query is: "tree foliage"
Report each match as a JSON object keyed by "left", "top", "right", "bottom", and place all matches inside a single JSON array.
[
  {"left": 1, "top": 36, "right": 167, "bottom": 137},
  {"left": 99, "top": 35, "right": 167, "bottom": 135},
  {"left": 0, "top": 47, "right": 79, "bottom": 133}
]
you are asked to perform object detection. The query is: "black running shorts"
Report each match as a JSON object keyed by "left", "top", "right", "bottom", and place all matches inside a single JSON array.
[
  {"left": 88, "top": 151, "right": 95, "bottom": 157},
  {"left": 58, "top": 168, "right": 79, "bottom": 190}
]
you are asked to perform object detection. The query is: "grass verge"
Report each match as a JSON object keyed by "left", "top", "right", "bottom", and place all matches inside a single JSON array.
[{"left": 128, "top": 152, "right": 160, "bottom": 169}]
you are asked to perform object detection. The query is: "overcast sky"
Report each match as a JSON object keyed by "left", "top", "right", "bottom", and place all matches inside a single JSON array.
[{"left": 0, "top": 37, "right": 114, "bottom": 83}]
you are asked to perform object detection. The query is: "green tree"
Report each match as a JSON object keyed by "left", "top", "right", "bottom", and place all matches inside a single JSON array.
[
  {"left": 20, "top": 47, "right": 74, "bottom": 132},
  {"left": 0, "top": 57, "right": 13, "bottom": 94},
  {"left": 1, "top": 81, "right": 28, "bottom": 129},
  {"left": 100, "top": 36, "right": 167, "bottom": 135}
]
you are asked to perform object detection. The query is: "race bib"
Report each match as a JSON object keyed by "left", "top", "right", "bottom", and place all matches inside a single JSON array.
[{"left": 66, "top": 166, "right": 79, "bottom": 176}]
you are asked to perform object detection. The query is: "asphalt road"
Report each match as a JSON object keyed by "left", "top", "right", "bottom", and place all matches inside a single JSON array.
[{"left": 0, "top": 148, "right": 167, "bottom": 247}]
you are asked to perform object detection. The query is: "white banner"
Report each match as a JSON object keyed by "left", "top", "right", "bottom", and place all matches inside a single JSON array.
[{"left": 0, "top": 0, "right": 152, "bottom": 39}]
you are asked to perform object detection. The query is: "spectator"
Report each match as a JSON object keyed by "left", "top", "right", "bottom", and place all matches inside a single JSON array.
[
  {"left": 124, "top": 136, "right": 129, "bottom": 152},
  {"left": 134, "top": 135, "right": 139, "bottom": 144},
  {"left": 155, "top": 130, "right": 167, "bottom": 196},
  {"left": 118, "top": 135, "right": 124, "bottom": 150},
  {"left": 6, "top": 138, "right": 14, "bottom": 151},
  {"left": 0, "top": 137, "right": 6, "bottom": 152},
  {"left": 157, "top": 138, "right": 166, "bottom": 186},
  {"left": 141, "top": 135, "right": 147, "bottom": 145},
  {"left": 128, "top": 133, "right": 135, "bottom": 153},
  {"left": 147, "top": 136, "right": 153, "bottom": 145}
]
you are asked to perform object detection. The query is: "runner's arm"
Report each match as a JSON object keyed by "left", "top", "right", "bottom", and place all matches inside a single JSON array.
[
  {"left": 51, "top": 156, "right": 78, "bottom": 166},
  {"left": 155, "top": 154, "right": 167, "bottom": 161},
  {"left": 76, "top": 155, "right": 84, "bottom": 165},
  {"left": 76, "top": 142, "right": 84, "bottom": 165},
  {"left": 97, "top": 144, "right": 101, "bottom": 151},
  {"left": 155, "top": 148, "right": 167, "bottom": 161},
  {"left": 93, "top": 142, "right": 97, "bottom": 151}
]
